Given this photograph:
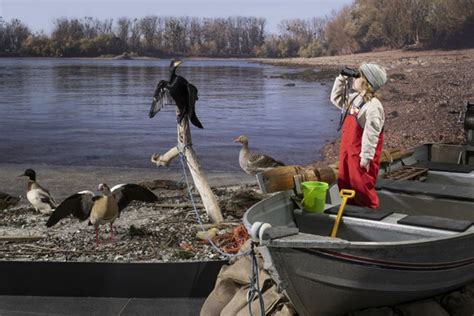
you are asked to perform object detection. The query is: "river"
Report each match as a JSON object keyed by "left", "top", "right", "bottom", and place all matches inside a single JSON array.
[{"left": 0, "top": 58, "right": 339, "bottom": 171}]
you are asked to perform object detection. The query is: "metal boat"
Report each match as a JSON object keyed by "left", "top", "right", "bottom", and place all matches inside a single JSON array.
[{"left": 243, "top": 188, "right": 474, "bottom": 315}]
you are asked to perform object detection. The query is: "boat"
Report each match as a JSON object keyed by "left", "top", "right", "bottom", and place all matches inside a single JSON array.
[
  {"left": 243, "top": 186, "right": 474, "bottom": 315},
  {"left": 242, "top": 103, "right": 474, "bottom": 315}
]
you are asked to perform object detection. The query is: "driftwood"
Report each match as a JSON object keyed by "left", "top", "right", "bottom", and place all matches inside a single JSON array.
[
  {"left": 257, "top": 148, "right": 415, "bottom": 193},
  {"left": 0, "top": 236, "right": 44, "bottom": 242},
  {"left": 151, "top": 113, "right": 223, "bottom": 223}
]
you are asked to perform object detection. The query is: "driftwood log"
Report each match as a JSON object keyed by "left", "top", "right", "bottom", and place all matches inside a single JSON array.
[
  {"left": 257, "top": 148, "right": 414, "bottom": 193},
  {"left": 151, "top": 115, "right": 223, "bottom": 223}
]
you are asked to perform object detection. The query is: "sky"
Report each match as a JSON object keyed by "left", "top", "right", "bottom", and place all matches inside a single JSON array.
[{"left": 0, "top": 0, "right": 353, "bottom": 34}]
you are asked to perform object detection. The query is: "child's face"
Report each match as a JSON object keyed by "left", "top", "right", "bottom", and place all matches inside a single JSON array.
[{"left": 352, "top": 77, "right": 364, "bottom": 92}]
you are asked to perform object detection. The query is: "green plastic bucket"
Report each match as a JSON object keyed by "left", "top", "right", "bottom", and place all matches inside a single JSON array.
[{"left": 301, "top": 181, "right": 329, "bottom": 213}]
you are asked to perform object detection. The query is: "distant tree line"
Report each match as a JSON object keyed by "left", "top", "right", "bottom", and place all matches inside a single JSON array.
[{"left": 1, "top": 0, "right": 473, "bottom": 58}]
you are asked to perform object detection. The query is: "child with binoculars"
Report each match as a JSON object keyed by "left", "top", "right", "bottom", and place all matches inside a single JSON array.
[{"left": 330, "top": 64, "right": 387, "bottom": 209}]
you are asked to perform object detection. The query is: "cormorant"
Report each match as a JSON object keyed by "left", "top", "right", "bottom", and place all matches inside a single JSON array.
[
  {"left": 20, "top": 169, "right": 57, "bottom": 214},
  {"left": 46, "top": 183, "right": 158, "bottom": 246},
  {"left": 149, "top": 59, "right": 203, "bottom": 129}
]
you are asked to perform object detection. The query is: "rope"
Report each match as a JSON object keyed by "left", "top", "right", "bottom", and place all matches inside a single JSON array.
[
  {"left": 177, "top": 147, "right": 250, "bottom": 258},
  {"left": 177, "top": 144, "right": 264, "bottom": 314},
  {"left": 247, "top": 242, "right": 265, "bottom": 316}
]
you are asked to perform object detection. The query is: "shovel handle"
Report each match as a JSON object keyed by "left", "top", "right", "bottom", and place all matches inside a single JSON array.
[
  {"left": 339, "top": 189, "right": 356, "bottom": 199},
  {"left": 331, "top": 189, "right": 356, "bottom": 238}
]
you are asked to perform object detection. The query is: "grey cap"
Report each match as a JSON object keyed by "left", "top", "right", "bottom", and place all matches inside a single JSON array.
[{"left": 359, "top": 63, "right": 387, "bottom": 91}]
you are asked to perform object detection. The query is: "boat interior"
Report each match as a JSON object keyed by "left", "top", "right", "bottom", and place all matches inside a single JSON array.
[
  {"left": 246, "top": 143, "right": 474, "bottom": 244},
  {"left": 245, "top": 187, "right": 474, "bottom": 245}
]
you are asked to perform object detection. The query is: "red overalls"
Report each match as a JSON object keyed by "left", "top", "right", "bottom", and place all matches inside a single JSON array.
[{"left": 338, "top": 109, "right": 384, "bottom": 209}]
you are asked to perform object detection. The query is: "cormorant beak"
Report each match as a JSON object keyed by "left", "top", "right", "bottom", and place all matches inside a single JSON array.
[{"left": 173, "top": 60, "right": 182, "bottom": 68}]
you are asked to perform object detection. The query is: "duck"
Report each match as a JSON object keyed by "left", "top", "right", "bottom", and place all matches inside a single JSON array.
[
  {"left": 0, "top": 191, "right": 20, "bottom": 210},
  {"left": 46, "top": 183, "right": 158, "bottom": 246},
  {"left": 20, "top": 169, "right": 57, "bottom": 214},
  {"left": 149, "top": 59, "right": 204, "bottom": 129},
  {"left": 234, "top": 135, "right": 285, "bottom": 175}
]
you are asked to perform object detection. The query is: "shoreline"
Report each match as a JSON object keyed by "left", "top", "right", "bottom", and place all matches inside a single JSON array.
[
  {"left": 0, "top": 163, "right": 256, "bottom": 200},
  {"left": 256, "top": 48, "right": 474, "bottom": 164}
]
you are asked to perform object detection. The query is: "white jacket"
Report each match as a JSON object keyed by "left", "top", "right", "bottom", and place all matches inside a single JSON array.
[{"left": 330, "top": 75, "right": 385, "bottom": 161}]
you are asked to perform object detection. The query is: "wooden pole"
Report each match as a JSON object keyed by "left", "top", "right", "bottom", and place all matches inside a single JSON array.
[{"left": 151, "top": 113, "right": 223, "bottom": 224}]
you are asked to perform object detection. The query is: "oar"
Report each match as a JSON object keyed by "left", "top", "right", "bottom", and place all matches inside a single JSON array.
[{"left": 330, "top": 189, "right": 356, "bottom": 238}]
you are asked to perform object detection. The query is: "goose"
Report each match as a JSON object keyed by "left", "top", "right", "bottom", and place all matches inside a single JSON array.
[
  {"left": 149, "top": 59, "right": 204, "bottom": 129},
  {"left": 234, "top": 135, "right": 285, "bottom": 175},
  {"left": 46, "top": 183, "right": 158, "bottom": 246},
  {"left": 0, "top": 191, "right": 20, "bottom": 210},
  {"left": 20, "top": 169, "right": 57, "bottom": 214}
]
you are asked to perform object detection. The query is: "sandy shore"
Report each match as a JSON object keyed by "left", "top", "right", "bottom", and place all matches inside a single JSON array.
[
  {"left": 257, "top": 48, "right": 474, "bottom": 164},
  {"left": 1, "top": 163, "right": 255, "bottom": 200}
]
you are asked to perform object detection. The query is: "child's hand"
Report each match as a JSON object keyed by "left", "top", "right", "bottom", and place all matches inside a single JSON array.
[{"left": 360, "top": 158, "right": 371, "bottom": 172}]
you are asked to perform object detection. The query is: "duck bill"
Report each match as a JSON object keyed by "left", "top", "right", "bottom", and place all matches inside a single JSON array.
[
  {"left": 18, "top": 173, "right": 26, "bottom": 177},
  {"left": 233, "top": 137, "right": 240, "bottom": 143}
]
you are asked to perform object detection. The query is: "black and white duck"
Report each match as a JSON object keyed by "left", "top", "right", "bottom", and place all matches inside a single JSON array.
[
  {"left": 234, "top": 135, "right": 285, "bottom": 175},
  {"left": 20, "top": 169, "right": 57, "bottom": 214},
  {"left": 46, "top": 183, "right": 158, "bottom": 246}
]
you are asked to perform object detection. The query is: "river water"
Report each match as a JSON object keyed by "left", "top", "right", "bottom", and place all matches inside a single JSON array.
[{"left": 0, "top": 58, "right": 339, "bottom": 171}]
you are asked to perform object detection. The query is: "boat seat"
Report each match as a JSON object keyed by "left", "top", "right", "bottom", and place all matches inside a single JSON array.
[
  {"left": 413, "top": 161, "right": 474, "bottom": 173},
  {"left": 324, "top": 205, "right": 393, "bottom": 221},
  {"left": 398, "top": 215, "right": 473, "bottom": 232},
  {"left": 376, "top": 179, "right": 474, "bottom": 201}
]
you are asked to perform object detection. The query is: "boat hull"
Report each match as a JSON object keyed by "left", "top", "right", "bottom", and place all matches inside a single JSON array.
[
  {"left": 269, "top": 245, "right": 474, "bottom": 316},
  {"left": 244, "top": 191, "right": 474, "bottom": 315}
]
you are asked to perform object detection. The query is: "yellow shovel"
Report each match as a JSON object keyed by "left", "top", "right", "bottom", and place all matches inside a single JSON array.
[{"left": 330, "top": 189, "right": 356, "bottom": 238}]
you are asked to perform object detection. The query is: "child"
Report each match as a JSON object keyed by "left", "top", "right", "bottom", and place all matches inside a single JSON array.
[{"left": 330, "top": 64, "right": 387, "bottom": 208}]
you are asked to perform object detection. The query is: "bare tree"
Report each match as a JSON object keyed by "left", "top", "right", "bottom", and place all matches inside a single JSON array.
[{"left": 325, "top": 6, "right": 359, "bottom": 55}]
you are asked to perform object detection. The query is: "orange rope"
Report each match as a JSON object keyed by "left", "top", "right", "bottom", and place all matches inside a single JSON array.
[{"left": 212, "top": 224, "right": 249, "bottom": 254}]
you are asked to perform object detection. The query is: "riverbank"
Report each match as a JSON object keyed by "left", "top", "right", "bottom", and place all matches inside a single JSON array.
[
  {"left": 0, "top": 164, "right": 259, "bottom": 262},
  {"left": 257, "top": 48, "right": 474, "bottom": 164}
]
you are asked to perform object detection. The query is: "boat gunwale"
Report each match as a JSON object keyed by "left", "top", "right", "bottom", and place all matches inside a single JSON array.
[{"left": 244, "top": 191, "right": 474, "bottom": 249}]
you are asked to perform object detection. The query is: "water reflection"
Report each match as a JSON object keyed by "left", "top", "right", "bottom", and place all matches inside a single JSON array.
[{"left": 0, "top": 58, "right": 339, "bottom": 171}]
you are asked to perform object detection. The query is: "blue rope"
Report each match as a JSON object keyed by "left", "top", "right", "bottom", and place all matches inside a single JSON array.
[
  {"left": 177, "top": 147, "right": 264, "bottom": 315},
  {"left": 177, "top": 150, "right": 250, "bottom": 258}
]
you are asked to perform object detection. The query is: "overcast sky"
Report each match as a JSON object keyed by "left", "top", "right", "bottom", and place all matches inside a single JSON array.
[{"left": 1, "top": 0, "right": 353, "bottom": 34}]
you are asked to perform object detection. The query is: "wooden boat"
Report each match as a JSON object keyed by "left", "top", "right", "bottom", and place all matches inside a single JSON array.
[{"left": 243, "top": 188, "right": 474, "bottom": 315}]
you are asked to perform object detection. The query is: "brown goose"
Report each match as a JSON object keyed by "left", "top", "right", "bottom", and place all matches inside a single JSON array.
[
  {"left": 46, "top": 183, "right": 158, "bottom": 246},
  {"left": 234, "top": 135, "right": 285, "bottom": 175},
  {"left": 20, "top": 169, "right": 57, "bottom": 214}
]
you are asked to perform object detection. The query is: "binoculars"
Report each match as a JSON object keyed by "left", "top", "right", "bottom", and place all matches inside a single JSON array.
[{"left": 341, "top": 67, "right": 360, "bottom": 78}]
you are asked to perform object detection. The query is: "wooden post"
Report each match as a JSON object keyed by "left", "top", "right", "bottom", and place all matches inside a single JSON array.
[{"left": 151, "top": 114, "right": 223, "bottom": 224}]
